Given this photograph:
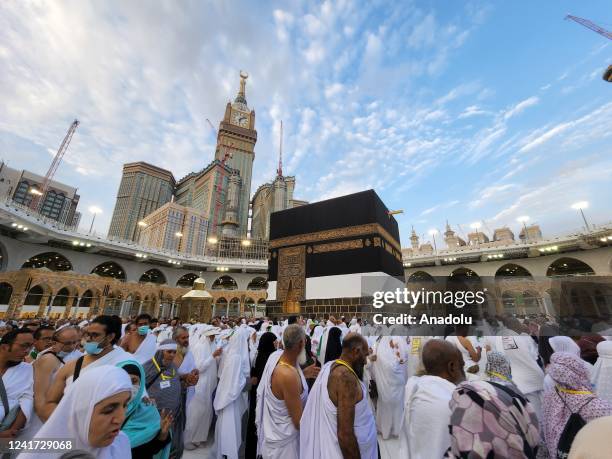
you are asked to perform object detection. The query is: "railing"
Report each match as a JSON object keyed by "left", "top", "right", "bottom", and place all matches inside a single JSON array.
[
  {"left": 2, "top": 197, "right": 269, "bottom": 266},
  {"left": 403, "top": 222, "right": 612, "bottom": 262}
]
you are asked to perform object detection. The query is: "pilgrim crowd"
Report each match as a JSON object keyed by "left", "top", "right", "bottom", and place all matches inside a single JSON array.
[{"left": 0, "top": 312, "right": 611, "bottom": 458}]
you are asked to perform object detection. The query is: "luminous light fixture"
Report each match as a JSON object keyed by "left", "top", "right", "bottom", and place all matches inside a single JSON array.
[
  {"left": 29, "top": 188, "right": 43, "bottom": 196},
  {"left": 538, "top": 246, "right": 558, "bottom": 253},
  {"left": 404, "top": 262, "right": 412, "bottom": 267},
  {"left": 175, "top": 232, "right": 183, "bottom": 237},
  {"left": 11, "top": 223, "right": 17, "bottom": 227},
  {"left": 241, "top": 239, "right": 251, "bottom": 246},
  {"left": 444, "top": 257, "right": 458, "bottom": 262},
  {"left": 72, "top": 240, "right": 79, "bottom": 246},
  {"left": 17, "top": 225, "right": 23, "bottom": 229},
  {"left": 138, "top": 221, "right": 148, "bottom": 227},
  {"left": 487, "top": 254, "right": 504, "bottom": 259},
  {"left": 208, "top": 236, "right": 218, "bottom": 244}
]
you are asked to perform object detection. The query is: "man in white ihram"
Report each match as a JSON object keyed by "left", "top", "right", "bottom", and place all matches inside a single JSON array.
[
  {"left": 300, "top": 333, "right": 377, "bottom": 459},
  {"left": 256, "top": 324, "right": 309, "bottom": 459},
  {"left": 399, "top": 339, "right": 466, "bottom": 459},
  {"left": 213, "top": 327, "right": 251, "bottom": 459}
]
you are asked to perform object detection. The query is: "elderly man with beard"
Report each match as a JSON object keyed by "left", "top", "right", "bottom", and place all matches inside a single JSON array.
[
  {"left": 255, "top": 325, "right": 312, "bottom": 459},
  {"left": 300, "top": 333, "right": 377, "bottom": 459}
]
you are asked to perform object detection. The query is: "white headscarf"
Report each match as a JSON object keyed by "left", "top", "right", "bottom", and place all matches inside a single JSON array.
[
  {"left": 593, "top": 341, "right": 612, "bottom": 403},
  {"left": 549, "top": 336, "right": 581, "bottom": 356},
  {"left": 23, "top": 365, "right": 132, "bottom": 459}
]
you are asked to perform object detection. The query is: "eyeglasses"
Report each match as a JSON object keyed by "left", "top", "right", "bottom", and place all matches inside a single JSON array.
[
  {"left": 57, "top": 340, "right": 79, "bottom": 346},
  {"left": 82, "top": 332, "right": 104, "bottom": 339}
]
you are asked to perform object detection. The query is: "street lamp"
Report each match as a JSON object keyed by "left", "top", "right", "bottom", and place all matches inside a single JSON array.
[
  {"left": 571, "top": 201, "right": 590, "bottom": 231},
  {"left": 428, "top": 229, "right": 438, "bottom": 253},
  {"left": 516, "top": 216, "right": 530, "bottom": 242},
  {"left": 88, "top": 206, "right": 102, "bottom": 234},
  {"left": 208, "top": 236, "right": 218, "bottom": 244}
]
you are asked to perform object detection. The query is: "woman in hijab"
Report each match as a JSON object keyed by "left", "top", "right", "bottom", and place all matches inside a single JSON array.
[
  {"left": 22, "top": 365, "right": 132, "bottom": 459},
  {"left": 485, "top": 351, "right": 517, "bottom": 388},
  {"left": 245, "top": 331, "right": 278, "bottom": 459},
  {"left": 544, "top": 336, "right": 594, "bottom": 393},
  {"left": 118, "top": 360, "right": 172, "bottom": 459},
  {"left": 542, "top": 352, "right": 612, "bottom": 457},
  {"left": 300, "top": 335, "right": 321, "bottom": 390},
  {"left": 445, "top": 379, "right": 541, "bottom": 458},
  {"left": 143, "top": 340, "right": 183, "bottom": 458},
  {"left": 322, "top": 327, "right": 343, "bottom": 364}
]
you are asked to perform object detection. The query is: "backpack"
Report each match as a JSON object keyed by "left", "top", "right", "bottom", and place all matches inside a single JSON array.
[{"left": 555, "top": 388, "right": 594, "bottom": 459}]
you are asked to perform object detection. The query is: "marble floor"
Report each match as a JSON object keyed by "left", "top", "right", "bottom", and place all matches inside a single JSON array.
[{"left": 183, "top": 434, "right": 400, "bottom": 458}]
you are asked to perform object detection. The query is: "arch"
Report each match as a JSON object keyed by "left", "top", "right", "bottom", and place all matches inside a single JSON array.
[
  {"left": 22, "top": 252, "right": 73, "bottom": 272},
  {"left": 91, "top": 261, "right": 126, "bottom": 281},
  {"left": 214, "top": 297, "right": 228, "bottom": 317},
  {"left": 407, "top": 271, "right": 435, "bottom": 283},
  {"left": 176, "top": 273, "right": 198, "bottom": 288},
  {"left": 212, "top": 275, "right": 238, "bottom": 290},
  {"left": 52, "top": 287, "right": 72, "bottom": 307},
  {"left": 495, "top": 263, "right": 533, "bottom": 278},
  {"left": 228, "top": 297, "right": 240, "bottom": 316},
  {"left": 24, "top": 285, "right": 45, "bottom": 306},
  {"left": 546, "top": 257, "right": 595, "bottom": 277},
  {"left": 522, "top": 290, "right": 541, "bottom": 314},
  {"left": 247, "top": 277, "right": 268, "bottom": 290},
  {"left": 0, "top": 282, "right": 13, "bottom": 304},
  {"left": 103, "top": 291, "right": 123, "bottom": 315},
  {"left": 80, "top": 289, "right": 95, "bottom": 308},
  {"left": 449, "top": 267, "right": 480, "bottom": 280},
  {"left": 139, "top": 269, "right": 167, "bottom": 285}
]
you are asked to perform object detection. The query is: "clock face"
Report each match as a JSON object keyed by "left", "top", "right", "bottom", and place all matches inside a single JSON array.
[{"left": 231, "top": 111, "right": 249, "bottom": 127}]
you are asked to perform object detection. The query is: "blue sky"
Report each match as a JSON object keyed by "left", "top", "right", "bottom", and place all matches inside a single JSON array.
[{"left": 1, "top": 0, "right": 611, "bottom": 247}]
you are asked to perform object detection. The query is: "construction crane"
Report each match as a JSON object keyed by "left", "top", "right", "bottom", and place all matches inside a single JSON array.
[
  {"left": 565, "top": 14, "right": 612, "bottom": 82},
  {"left": 277, "top": 120, "right": 283, "bottom": 177},
  {"left": 30, "top": 119, "right": 79, "bottom": 213},
  {"left": 206, "top": 118, "right": 233, "bottom": 235}
]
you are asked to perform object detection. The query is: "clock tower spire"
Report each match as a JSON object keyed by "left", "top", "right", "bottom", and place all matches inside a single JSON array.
[{"left": 214, "top": 70, "right": 258, "bottom": 237}]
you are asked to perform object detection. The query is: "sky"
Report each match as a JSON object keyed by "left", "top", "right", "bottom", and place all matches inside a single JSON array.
[{"left": 1, "top": 0, "right": 611, "bottom": 248}]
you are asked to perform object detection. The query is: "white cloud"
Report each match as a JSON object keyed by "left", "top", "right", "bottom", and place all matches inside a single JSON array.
[{"left": 504, "top": 96, "right": 539, "bottom": 120}]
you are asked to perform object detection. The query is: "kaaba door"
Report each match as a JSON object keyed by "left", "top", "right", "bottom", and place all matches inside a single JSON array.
[{"left": 283, "top": 280, "right": 301, "bottom": 314}]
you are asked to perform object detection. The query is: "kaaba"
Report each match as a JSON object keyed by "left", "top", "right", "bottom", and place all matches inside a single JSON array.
[{"left": 266, "top": 189, "right": 405, "bottom": 318}]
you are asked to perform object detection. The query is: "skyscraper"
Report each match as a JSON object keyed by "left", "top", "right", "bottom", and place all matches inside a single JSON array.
[
  {"left": 214, "top": 71, "right": 257, "bottom": 237},
  {"left": 107, "top": 162, "right": 175, "bottom": 241},
  {"left": 138, "top": 201, "right": 208, "bottom": 256}
]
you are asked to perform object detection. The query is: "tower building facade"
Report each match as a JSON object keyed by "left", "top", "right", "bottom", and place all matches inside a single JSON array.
[
  {"left": 214, "top": 71, "right": 257, "bottom": 237},
  {"left": 107, "top": 162, "right": 175, "bottom": 241}
]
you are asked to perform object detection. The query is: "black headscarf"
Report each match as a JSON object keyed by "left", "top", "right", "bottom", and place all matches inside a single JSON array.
[
  {"left": 252, "top": 332, "right": 278, "bottom": 381},
  {"left": 324, "top": 327, "right": 343, "bottom": 364}
]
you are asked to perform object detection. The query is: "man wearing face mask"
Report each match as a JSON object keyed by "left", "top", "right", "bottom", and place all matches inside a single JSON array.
[
  {"left": 42, "top": 315, "right": 132, "bottom": 420},
  {"left": 121, "top": 314, "right": 157, "bottom": 364},
  {"left": 0, "top": 329, "right": 34, "bottom": 439},
  {"left": 300, "top": 333, "right": 378, "bottom": 459},
  {"left": 22, "top": 325, "right": 80, "bottom": 438}
]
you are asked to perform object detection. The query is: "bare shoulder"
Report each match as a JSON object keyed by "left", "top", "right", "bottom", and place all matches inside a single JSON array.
[
  {"left": 328, "top": 364, "right": 360, "bottom": 405},
  {"left": 35, "top": 354, "right": 61, "bottom": 371},
  {"left": 55, "top": 358, "right": 76, "bottom": 378}
]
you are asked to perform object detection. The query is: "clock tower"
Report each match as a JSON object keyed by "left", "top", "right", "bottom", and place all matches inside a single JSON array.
[{"left": 215, "top": 71, "right": 257, "bottom": 237}]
